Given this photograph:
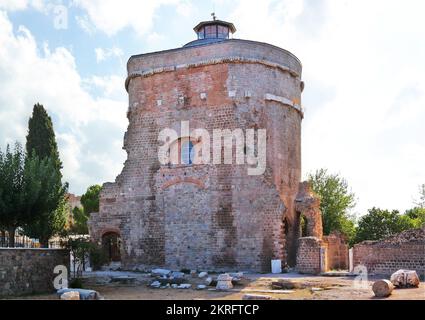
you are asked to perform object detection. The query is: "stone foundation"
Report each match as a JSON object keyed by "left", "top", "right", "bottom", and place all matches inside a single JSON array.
[{"left": 0, "top": 248, "right": 70, "bottom": 297}]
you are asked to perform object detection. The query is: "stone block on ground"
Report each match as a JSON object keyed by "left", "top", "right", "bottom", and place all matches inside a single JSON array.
[
  {"left": 271, "top": 280, "right": 301, "bottom": 290},
  {"left": 198, "top": 272, "right": 208, "bottom": 278},
  {"left": 151, "top": 269, "right": 172, "bottom": 277},
  {"left": 372, "top": 280, "right": 394, "bottom": 298},
  {"left": 242, "top": 294, "right": 272, "bottom": 300},
  {"left": 390, "top": 270, "right": 420, "bottom": 288},
  {"left": 205, "top": 277, "right": 214, "bottom": 286},
  {"left": 60, "top": 291, "right": 80, "bottom": 300},
  {"left": 216, "top": 274, "right": 233, "bottom": 290},
  {"left": 57, "top": 288, "right": 101, "bottom": 300},
  {"left": 171, "top": 271, "right": 185, "bottom": 279}
]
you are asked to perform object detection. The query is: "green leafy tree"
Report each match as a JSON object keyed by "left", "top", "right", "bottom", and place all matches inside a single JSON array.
[
  {"left": 24, "top": 104, "right": 67, "bottom": 247},
  {"left": 354, "top": 208, "right": 415, "bottom": 243},
  {"left": 70, "top": 206, "right": 89, "bottom": 235},
  {"left": 80, "top": 185, "right": 102, "bottom": 214},
  {"left": 308, "top": 169, "right": 357, "bottom": 242},
  {"left": 0, "top": 144, "right": 57, "bottom": 247},
  {"left": 26, "top": 103, "right": 62, "bottom": 172},
  {"left": 404, "top": 207, "right": 425, "bottom": 228}
]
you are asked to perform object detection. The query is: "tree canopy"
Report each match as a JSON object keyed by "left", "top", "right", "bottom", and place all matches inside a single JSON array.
[
  {"left": 308, "top": 169, "right": 357, "bottom": 242},
  {"left": 80, "top": 185, "right": 102, "bottom": 215},
  {"left": 0, "top": 143, "right": 63, "bottom": 247},
  {"left": 354, "top": 207, "right": 416, "bottom": 243},
  {"left": 22, "top": 104, "right": 68, "bottom": 247}
]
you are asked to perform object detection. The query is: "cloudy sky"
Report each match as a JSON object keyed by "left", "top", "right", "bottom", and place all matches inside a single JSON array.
[{"left": 0, "top": 0, "right": 424, "bottom": 218}]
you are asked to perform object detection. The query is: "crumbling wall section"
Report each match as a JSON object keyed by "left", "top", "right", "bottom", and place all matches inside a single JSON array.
[
  {"left": 323, "top": 232, "right": 349, "bottom": 271},
  {"left": 353, "top": 228, "right": 425, "bottom": 276},
  {"left": 296, "top": 237, "right": 323, "bottom": 274}
]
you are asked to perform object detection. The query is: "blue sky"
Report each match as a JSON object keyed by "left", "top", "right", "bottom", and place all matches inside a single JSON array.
[{"left": 0, "top": 0, "right": 424, "bottom": 218}]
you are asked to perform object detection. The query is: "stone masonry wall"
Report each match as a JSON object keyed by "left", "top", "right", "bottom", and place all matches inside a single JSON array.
[
  {"left": 90, "top": 38, "right": 304, "bottom": 272},
  {"left": 353, "top": 228, "right": 425, "bottom": 277},
  {"left": 0, "top": 249, "right": 70, "bottom": 297},
  {"left": 296, "top": 237, "right": 323, "bottom": 274},
  {"left": 323, "top": 233, "right": 349, "bottom": 271}
]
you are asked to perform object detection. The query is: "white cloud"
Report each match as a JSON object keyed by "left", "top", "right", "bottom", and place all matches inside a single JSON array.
[
  {"left": 0, "top": 0, "right": 41, "bottom": 11},
  {"left": 94, "top": 46, "right": 124, "bottom": 63},
  {"left": 83, "top": 75, "right": 125, "bottom": 100},
  {"left": 0, "top": 11, "right": 127, "bottom": 194},
  {"left": 229, "top": 0, "right": 425, "bottom": 214},
  {"left": 73, "top": 0, "right": 188, "bottom": 36}
]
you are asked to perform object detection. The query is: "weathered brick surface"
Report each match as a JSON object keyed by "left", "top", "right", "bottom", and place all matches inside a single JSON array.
[
  {"left": 296, "top": 237, "right": 323, "bottom": 274},
  {"left": 0, "top": 249, "right": 69, "bottom": 297},
  {"left": 353, "top": 228, "right": 425, "bottom": 276},
  {"left": 323, "top": 233, "right": 349, "bottom": 270},
  {"left": 89, "top": 37, "right": 305, "bottom": 272}
]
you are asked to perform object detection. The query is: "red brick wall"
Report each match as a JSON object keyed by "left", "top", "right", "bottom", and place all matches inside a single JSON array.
[
  {"left": 323, "top": 233, "right": 349, "bottom": 271},
  {"left": 352, "top": 228, "right": 425, "bottom": 276},
  {"left": 90, "top": 39, "right": 304, "bottom": 272},
  {"left": 296, "top": 237, "right": 323, "bottom": 274},
  {"left": 353, "top": 242, "right": 425, "bottom": 276}
]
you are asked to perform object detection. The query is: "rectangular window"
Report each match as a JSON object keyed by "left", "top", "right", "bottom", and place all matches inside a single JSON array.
[
  {"left": 217, "top": 26, "right": 229, "bottom": 39},
  {"left": 205, "top": 25, "right": 217, "bottom": 38}
]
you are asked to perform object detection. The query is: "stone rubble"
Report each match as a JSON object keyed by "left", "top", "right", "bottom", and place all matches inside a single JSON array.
[
  {"left": 390, "top": 270, "right": 420, "bottom": 288},
  {"left": 151, "top": 269, "right": 172, "bottom": 277},
  {"left": 60, "top": 291, "right": 80, "bottom": 300},
  {"left": 216, "top": 274, "right": 234, "bottom": 291},
  {"left": 242, "top": 294, "right": 272, "bottom": 300}
]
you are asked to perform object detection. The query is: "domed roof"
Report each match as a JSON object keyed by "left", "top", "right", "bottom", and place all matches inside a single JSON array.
[{"left": 184, "top": 17, "right": 236, "bottom": 48}]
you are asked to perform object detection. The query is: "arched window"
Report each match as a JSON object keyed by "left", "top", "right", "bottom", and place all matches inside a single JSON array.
[
  {"left": 300, "top": 215, "right": 308, "bottom": 237},
  {"left": 181, "top": 140, "right": 195, "bottom": 165}
]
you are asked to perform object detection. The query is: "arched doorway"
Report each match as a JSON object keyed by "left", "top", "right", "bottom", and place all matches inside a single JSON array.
[{"left": 102, "top": 232, "right": 121, "bottom": 262}]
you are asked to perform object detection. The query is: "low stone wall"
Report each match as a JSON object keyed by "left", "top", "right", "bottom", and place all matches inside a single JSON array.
[
  {"left": 296, "top": 237, "right": 323, "bottom": 274},
  {"left": 0, "top": 248, "right": 70, "bottom": 297},
  {"left": 323, "top": 233, "right": 349, "bottom": 271},
  {"left": 352, "top": 228, "right": 425, "bottom": 277}
]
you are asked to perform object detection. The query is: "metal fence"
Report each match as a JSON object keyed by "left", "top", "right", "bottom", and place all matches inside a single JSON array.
[{"left": 0, "top": 230, "right": 67, "bottom": 248}]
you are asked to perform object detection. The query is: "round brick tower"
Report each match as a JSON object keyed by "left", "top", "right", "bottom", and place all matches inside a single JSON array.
[{"left": 89, "top": 19, "right": 308, "bottom": 272}]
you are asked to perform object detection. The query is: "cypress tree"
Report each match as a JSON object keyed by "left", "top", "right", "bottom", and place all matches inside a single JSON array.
[
  {"left": 26, "top": 103, "right": 62, "bottom": 172},
  {"left": 24, "top": 104, "right": 67, "bottom": 247}
]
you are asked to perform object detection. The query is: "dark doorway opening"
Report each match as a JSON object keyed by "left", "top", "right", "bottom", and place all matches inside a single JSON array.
[{"left": 102, "top": 232, "right": 121, "bottom": 262}]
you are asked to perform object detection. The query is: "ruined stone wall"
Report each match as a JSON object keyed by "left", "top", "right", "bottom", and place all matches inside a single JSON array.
[
  {"left": 353, "top": 228, "right": 425, "bottom": 276},
  {"left": 323, "top": 233, "right": 349, "bottom": 271},
  {"left": 296, "top": 237, "right": 323, "bottom": 274},
  {"left": 90, "top": 39, "right": 303, "bottom": 272},
  {"left": 0, "top": 249, "right": 69, "bottom": 297}
]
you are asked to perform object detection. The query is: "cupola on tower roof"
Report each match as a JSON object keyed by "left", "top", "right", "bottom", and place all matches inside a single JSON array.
[{"left": 184, "top": 15, "right": 236, "bottom": 48}]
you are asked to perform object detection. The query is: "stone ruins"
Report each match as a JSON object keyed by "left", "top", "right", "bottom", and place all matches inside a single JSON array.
[{"left": 88, "top": 18, "right": 345, "bottom": 273}]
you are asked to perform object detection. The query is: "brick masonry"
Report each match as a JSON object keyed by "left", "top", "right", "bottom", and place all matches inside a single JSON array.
[
  {"left": 89, "top": 29, "right": 326, "bottom": 272},
  {"left": 296, "top": 237, "right": 323, "bottom": 274},
  {"left": 323, "top": 233, "right": 349, "bottom": 271},
  {"left": 0, "top": 249, "right": 70, "bottom": 297},
  {"left": 353, "top": 227, "right": 425, "bottom": 277}
]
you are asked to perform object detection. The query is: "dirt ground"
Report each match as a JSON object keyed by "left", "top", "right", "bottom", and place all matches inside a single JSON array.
[{"left": 8, "top": 271, "right": 425, "bottom": 300}]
